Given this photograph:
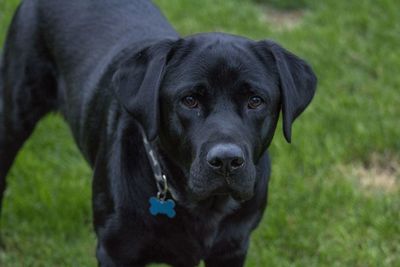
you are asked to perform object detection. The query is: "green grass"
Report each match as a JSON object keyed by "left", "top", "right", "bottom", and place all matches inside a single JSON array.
[{"left": 1, "top": 0, "right": 399, "bottom": 266}]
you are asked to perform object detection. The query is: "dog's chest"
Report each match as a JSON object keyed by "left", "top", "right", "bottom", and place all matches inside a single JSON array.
[{"left": 143, "top": 212, "right": 226, "bottom": 265}]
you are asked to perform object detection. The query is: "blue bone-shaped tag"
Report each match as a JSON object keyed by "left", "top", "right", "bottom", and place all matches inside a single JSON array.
[{"left": 149, "top": 197, "right": 176, "bottom": 218}]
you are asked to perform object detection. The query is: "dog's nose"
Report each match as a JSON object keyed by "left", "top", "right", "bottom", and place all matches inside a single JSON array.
[{"left": 206, "top": 144, "right": 245, "bottom": 175}]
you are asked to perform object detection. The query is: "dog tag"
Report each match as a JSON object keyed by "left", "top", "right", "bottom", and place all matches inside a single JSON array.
[{"left": 149, "top": 197, "right": 176, "bottom": 218}]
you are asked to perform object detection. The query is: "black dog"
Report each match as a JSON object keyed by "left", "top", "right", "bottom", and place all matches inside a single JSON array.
[{"left": 0, "top": 0, "right": 317, "bottom": 266}]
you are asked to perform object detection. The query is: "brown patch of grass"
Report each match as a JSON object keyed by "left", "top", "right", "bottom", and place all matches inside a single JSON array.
[
  {"left": 340, "top": 153, "right": 399, "bottom": 194},
  {"left": 260, "top": 6, "right": 305, "bottom": 31}
]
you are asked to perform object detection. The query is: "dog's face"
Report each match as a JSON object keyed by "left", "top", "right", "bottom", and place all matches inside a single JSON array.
[
  {"left": 158, "top": 34, "right": 281, "bottom": 201},
  {"left": 113, "top": 33, "right": 317, "bottom": 203}
]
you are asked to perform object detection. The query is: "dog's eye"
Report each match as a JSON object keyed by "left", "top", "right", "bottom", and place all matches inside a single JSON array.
[
  {"left": 248, "top": 96, "right": 265, "bottom": 109},
  {"left": 181, "top": 96, "right": 199, "bottom": 109}
]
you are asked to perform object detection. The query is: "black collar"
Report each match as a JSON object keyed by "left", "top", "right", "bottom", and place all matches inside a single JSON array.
[{"left": 140, "top": 128, "right": 171, "bottom": 201}]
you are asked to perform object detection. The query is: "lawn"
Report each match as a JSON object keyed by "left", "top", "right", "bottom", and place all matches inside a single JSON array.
[{"left": 0, "top": 0, "right": 399, "bottom": 266}]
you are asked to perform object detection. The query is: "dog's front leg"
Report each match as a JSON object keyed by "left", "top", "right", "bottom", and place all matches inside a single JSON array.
[
  {"left": 204, "top": 253, "right": 247, "bottom": 267},
  {"left": 96, "top": 243, "right": 145, "bottom": 267},
  {"left": 92, "top": 138, "right": 150, "bottom": 267},
  {"left": 96, "top": 244, "right": 117, "bottom": 267},
  {"left": 204, "top": 237, "right": 249, "bottom": 267}
]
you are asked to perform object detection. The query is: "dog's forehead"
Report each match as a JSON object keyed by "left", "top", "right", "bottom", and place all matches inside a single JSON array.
[
  {"left": 164, "top": 33, "right": 274, "bottom": 92},
  {"left": 163, "top": 34, "right": 279, "bottom": 98},
  {"left": 185, "top": 33, "right": 255, "bottom": 71}
]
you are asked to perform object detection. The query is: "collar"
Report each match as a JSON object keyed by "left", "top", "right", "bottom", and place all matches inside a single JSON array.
[
  {"left": 141, "top": 129, "right": 178, "bottom": 218},
  {"left": 140, "top": 128, "right": 171, "bottom": 201}
]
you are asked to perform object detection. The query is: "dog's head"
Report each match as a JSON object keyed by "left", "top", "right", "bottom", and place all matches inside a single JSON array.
[{"left": 113, "top": 33, "right": 316, "bottom": 203}]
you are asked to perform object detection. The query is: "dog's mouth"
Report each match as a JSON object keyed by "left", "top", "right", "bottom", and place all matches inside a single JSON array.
[
  {"left": 210, "top": 186, "right": 231, "bottom": 196},
  {"left": 186, "top": 180, "right": 254, "bottom": 204},
  {"left": 199, "top": 194, "right": 229, "bottom": 210}
]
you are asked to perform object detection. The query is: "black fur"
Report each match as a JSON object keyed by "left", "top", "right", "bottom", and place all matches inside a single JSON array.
[{"left": 0, "top": 0, "right": 317, "bottom": 266}]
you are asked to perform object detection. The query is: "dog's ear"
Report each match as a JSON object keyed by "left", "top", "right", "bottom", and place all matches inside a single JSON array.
[
  {"left": 112, "top": 39, "right": 178, "bottom": 141},
  {"left": 256, "top": 40, "right": 317, "bottom": 143}
]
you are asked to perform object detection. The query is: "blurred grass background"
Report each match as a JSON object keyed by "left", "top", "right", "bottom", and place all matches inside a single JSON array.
[{"left": 0, "top": 0, "right": 399, "bottom": 266}]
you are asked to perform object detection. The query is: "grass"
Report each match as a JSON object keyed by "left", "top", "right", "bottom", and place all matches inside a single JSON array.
[{"left": 1, "top": 0, "right": 399, "bottom": 266}]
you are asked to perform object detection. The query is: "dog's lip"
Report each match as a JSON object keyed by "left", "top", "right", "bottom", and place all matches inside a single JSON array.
[
  {"left": 187, "top": 181, "right": 254, "bottom": 201},
  {"left": 186, "top": 186, "right": 229, "bottom": 202},
  {"left": 211, "top": 187, "right": 231, "bottom": 196},
  {"left": 211, "top": 192, "right": 230, "bottom": 196},
  {"left": 198, "top": 194, "right": 232, "bottom": 211},
  {"left": 231, "top": 189, "right": 254, "bottom": 202}
]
